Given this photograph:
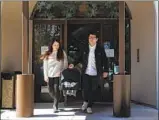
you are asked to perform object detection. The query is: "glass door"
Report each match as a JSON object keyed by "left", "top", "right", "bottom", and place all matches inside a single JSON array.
[
  {"left": 33, "top": 22, "right": 64, "bottom": 102},
  {"left": 67, "top": 23, "right": 103, "bottom": 102}
]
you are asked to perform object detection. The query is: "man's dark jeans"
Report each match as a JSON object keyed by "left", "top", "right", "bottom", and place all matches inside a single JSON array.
[{"left": 82, "top": 74, "right": 99, "bottom": 108}]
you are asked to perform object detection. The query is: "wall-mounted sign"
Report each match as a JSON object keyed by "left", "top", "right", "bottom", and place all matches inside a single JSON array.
[
  {"left": 41, "top": 86, "right": 49, "bottom": 93},
  {"left": 41, "top": 46, "right": 48, "bottom": 55},
  {"left": 104, "top": 41, "right": 110, "bottom": 49},
  {"left": 105, "top": 49, "right": 114, "bottom": 57}
]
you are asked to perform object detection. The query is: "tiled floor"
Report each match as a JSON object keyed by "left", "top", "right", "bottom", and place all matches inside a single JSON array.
[{"left": 1, "top": 102, "right": 158, "bottom": 120}]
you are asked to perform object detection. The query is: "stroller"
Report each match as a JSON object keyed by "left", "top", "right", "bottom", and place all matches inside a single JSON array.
[{"left": 60, "top": 68, "right": 81, "bottom": 106}]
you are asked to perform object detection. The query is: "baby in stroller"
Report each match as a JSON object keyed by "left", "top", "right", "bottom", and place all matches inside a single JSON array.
[{"left": 60, "top": 67, "right": 81, "bottom": 106}]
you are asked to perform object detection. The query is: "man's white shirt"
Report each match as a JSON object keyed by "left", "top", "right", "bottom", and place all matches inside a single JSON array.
[{"left": 85, "top": 44, "right": 97, "bottom": 76}]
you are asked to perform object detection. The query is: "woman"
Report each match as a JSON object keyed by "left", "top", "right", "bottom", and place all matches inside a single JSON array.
[{"left": 41, "top": 39, "right": 68, "bottom": 112}]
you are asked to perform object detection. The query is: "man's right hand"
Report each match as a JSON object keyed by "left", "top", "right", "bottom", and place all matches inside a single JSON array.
[{"left": 68, "top": 64, "right": 74, "bottom": 69}]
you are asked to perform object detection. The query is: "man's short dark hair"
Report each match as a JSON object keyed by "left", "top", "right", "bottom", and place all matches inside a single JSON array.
[{"left": 89, "top": 31, "right": 99, "bottom": 38}]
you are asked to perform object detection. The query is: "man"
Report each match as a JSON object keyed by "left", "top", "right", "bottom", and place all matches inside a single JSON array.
[{"left": 69, "top": 31, "right": 108, "bottom": 114}]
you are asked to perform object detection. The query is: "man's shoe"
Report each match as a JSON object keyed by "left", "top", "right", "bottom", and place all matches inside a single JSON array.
[
  {"left": 81, "top": 102, "right": 88, "bottom": 111},
  {"left": 86, "top": 107, "right": 93, "bottom": 114}
]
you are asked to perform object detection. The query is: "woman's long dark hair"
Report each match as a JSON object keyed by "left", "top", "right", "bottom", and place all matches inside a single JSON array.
[{"left": 40, "top": 39, "right": 64, "bottom": 61}]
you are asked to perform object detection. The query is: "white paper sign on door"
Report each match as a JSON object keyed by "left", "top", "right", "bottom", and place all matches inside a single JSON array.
[
  {"left": 105, "top": 49, "right": 114, "bottom": 57},
  {"left": 41, "top": 46, "right": 48, "bottom": 55}
]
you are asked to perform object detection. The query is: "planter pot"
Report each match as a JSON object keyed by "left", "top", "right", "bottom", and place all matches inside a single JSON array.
[
  {"left": 113, "top": 74, "right": 131, "bottom": 117},
  {"left": 16, "top": 74, "right": 34, "bottom": 117}
]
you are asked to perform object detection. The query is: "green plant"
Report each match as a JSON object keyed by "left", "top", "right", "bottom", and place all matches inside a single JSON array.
[
  {"left": 32, "top": 1, "right": 121, "bottom": 19},
  {"left": 83, "top": 2, "right": 98, "bottom": 17}
]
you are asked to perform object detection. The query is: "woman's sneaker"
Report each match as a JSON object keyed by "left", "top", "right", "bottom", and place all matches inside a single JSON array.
[
  {"left": 86, "top": 107, "right": 92, "bottom": 114},
  {"left": 53, "top": 105, "right": 58, "bottom": 113},
  {"left": 81, "top": 102, "right": 88, "bottom": 111}
]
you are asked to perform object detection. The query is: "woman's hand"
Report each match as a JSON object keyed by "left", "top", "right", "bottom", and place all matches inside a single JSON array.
[
  {"left": 103, "top": 72, "right": 108, "bottom": 78},
  {"left": 68, "top": 64, "right": 74, "bottom": 69},
  {"left": 45, "top": 79, "right": 49, "bottom": 82}
]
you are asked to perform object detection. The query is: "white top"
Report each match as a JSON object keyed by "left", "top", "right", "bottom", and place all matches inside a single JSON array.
[
  {"left": 85, "top": 44, "right": 97, "bottom": 76},
  {"left": 43, "top": 51, "right": 68, "bottom": 80}
]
